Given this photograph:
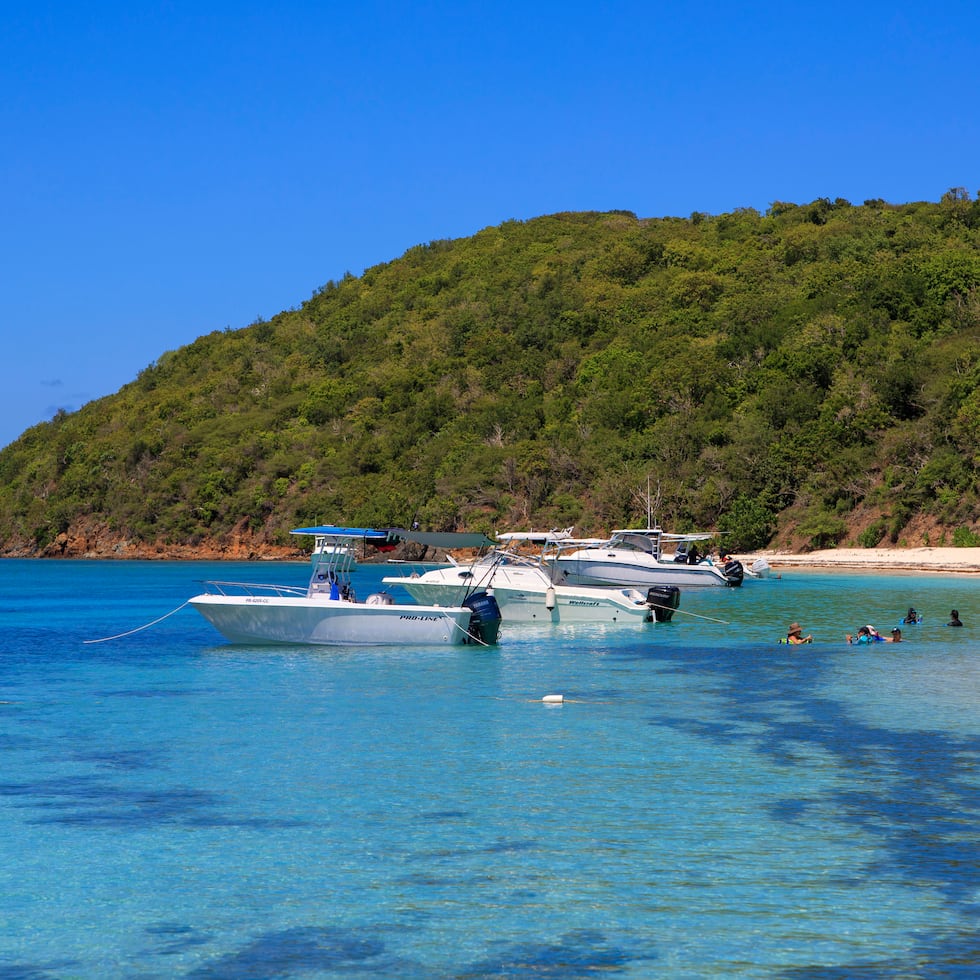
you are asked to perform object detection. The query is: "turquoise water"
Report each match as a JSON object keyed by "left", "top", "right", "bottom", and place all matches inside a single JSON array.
[{"left": 1, "top": 559, "right": 979, "bottom": 978}]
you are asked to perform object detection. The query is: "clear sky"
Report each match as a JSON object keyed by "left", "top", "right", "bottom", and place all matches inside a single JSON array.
[{"left": 2, "top": 1, "right": 978, "bottom": 449}]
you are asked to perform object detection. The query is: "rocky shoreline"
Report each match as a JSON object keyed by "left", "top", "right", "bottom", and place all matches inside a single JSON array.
[
  {"left": 6, "top": 532, "right": 980, "bottom": 577},
  {"left": 0, "top": 525, "right": 304, "bottom": 561}
]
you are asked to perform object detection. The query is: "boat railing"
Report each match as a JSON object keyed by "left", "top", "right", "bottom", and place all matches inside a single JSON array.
[{"left": 200, "top": 580, "right": 309, "bottom": 599}]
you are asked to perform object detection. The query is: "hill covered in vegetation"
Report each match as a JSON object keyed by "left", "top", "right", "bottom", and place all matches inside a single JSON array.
[{"left": 2, "top": 194, "right": 980, "bottom": 558}]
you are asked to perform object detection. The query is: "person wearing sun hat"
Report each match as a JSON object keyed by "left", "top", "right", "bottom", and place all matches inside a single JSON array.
[{"left": 786, "top": 622, "right": 813, "bottom": 644}]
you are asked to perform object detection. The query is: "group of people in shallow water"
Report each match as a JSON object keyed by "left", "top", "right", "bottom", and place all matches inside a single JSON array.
[
  {"left": 846, "top": 625, "right": 903, "bottom": 644},
  {"left": 781, "top": 606, "right": 964, "bottom": 645}
]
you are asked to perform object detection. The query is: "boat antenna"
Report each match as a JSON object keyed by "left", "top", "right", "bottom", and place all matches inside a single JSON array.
[{"left": 632, "top": 475, "right": 661, "bottom": 529}]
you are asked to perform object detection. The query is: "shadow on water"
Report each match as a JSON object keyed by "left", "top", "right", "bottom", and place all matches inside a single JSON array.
[
  {"left": 172, "top": 924, "right": 657, "bottom": 980},
  {"left": 646, "top": 638, "right": 980, "bottom": 978},
  {"left": 0, "top": 774, "right": 309, "bottom": 830},
  {"left": 458, "top": 928, "right": 657, "bottom": 978},
  {"left": 183, "top": 926, "right": 393, "bottom": 978}
]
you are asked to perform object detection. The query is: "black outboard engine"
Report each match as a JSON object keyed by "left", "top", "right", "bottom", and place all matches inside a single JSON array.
[
  {"left": 723, "top": 559, "right": 744, "bottom": 587},
  {"left": 646, "top": 585, "right": 681, "bottom": 622},
  {"left": 462, "top": 590, "right": 502, "bottom": 645}
]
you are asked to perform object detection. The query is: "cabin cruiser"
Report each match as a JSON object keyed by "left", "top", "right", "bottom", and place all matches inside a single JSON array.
[
  {"left": 549, "top": 528, "right": 744, "bottom": 588},
  {"left": 189, "top": 526, "right": 501, "bottom": 646},
  {"left": 382, "top": 542, "right": 681, "bottom": 625}
]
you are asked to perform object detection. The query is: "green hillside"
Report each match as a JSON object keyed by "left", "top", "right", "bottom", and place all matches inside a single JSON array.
[{"left": 3, "top": 195, "right": 980, "bottom": 557}]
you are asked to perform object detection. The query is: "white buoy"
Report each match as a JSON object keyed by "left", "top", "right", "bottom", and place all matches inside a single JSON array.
[
  {"left": 542, "top": 694, "right": 564, "bottom": 704},
  {"left": 545, "top": 586, "right": 556, "bottom": 610}
]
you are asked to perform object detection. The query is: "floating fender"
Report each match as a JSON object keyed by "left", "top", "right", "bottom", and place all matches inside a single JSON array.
[
  {"left": 723, "top": 560, "right": 744, "bottom": 587},
  {"left": 462, "top": 590, "right": 502, "bottom": 645},
  {"left": 545, "top": 586, "right": 556, "bottom": 610},
  {"left": 542, "top": 694, "right": 564, "bottom": 704},
  {"left": 646, "top": 585, "right": 681, "bottom": 622}
]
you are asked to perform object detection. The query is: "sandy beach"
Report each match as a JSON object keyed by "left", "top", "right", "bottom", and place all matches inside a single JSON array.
[{"left": 738, "top": 547, "right": 980, "bottom": 575}]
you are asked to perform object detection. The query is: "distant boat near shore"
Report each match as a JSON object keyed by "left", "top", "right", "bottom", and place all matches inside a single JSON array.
[
  {"left": 549, "top": 528, "right": 745, "bottom": 588},
  {"left": 309, "top": 535, "right": 360, "bottom": 571}
]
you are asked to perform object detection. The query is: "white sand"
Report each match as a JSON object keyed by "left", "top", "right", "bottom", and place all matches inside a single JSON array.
[{"left": 738, "top": 548, "right": 980, "bottom": 575}]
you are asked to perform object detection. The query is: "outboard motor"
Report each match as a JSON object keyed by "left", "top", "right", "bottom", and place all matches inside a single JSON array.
[
  {"left": 723, "top": 559, "right": 744, "bottom": 587},
  {"left": 365, "top": 592, "right": 395, "bottom": 605},
  {"left": 646, "top": 585, "right": 681, "bottom": 622},
  {"left": 462, "top": 590, "right": 502, "bottom": 645}
]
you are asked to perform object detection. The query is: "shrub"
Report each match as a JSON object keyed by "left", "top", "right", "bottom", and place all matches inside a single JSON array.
[
  {"left": 952, "top": 526, "right": 980, "bottom": 547},
  {"left": 857, "top": 520, "right": 887, "bottom": 548},
  {"left": 717, "top": 495, "right": 775, "bottom": 551},
  {"left": 797, "top": 513, "right": 847, "bottom": 550}
]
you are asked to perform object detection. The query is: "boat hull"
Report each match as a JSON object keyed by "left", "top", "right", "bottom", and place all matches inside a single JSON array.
[
  {"left": 189, "top": 593, "right": 474, "bottom": 646},
  {"left": 397, "top": 581, "right": 653, "bottom": 623},
  {"left": 553, "top": 557, "right": 733, "bottom": 588},
  {"left": 384, "top": 565, "right": 654, "bottom": 624}
]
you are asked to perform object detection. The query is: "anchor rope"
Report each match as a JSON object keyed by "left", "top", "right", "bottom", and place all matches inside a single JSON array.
[
  {"left": 651, "top": 604, "right": 730, "bottom": 625},
  {"left": 83, "top": 600, "right": 192, "bottom": 644}
]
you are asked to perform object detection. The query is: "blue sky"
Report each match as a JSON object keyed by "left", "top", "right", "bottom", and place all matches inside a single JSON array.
[{"left": 2, "top": 1, "right": 978, "bottom": 449}]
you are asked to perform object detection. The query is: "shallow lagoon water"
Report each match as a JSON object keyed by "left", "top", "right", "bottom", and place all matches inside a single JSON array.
[{"left": 1, "top": 559, "right": 978, "bottom": 977}]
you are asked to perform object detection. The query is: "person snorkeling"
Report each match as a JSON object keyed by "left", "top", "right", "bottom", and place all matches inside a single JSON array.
[{"left": 903, "top": 607, "right": 921, "bottom": 624}]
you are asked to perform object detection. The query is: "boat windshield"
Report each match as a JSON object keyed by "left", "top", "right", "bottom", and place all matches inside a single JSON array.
[
  {"left": 485, "top": 548, "right": 543, "bottom": 567},
  {"left": 609, "top": 531, "right": 661, "bottom": 556}
]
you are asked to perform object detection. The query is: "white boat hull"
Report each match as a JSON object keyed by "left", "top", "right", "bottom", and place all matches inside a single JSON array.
[
  {"left": 189, "top": 593, "right": 474, "bottom": 646},
  {"left": 553, "top": 556, "right": 732, "bottom": 588},
  {"left": 399, "top": 581, "right": 652, "bottom": 624},
  {"left": 545, "top": 527, "right": 742, "bottom": 589},
  {"left": 384, "top": 563, "right": 654, "bottom": 624}
]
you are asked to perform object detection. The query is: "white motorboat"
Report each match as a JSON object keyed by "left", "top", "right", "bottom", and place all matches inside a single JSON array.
[
  {"left": 189, "top": 527, "right": 501, "bottom": 647},
  {"left": 382, "top": 546, "right": 681, "bottom": 625},
  {"left": 549, "top": 528, "right": 744, "bottom": 588}
]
